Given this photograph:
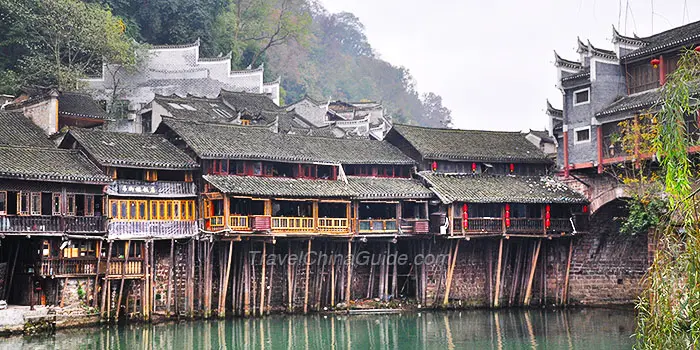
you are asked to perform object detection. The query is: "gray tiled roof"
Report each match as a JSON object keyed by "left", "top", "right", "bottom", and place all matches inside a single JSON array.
[
  {"left": 419, "top": 172, "right": 587, "bottom": 204},
  {"left": 390, "top": 124, "right": 550, "bottom": 163},
  {"left": 59, "top": 92, "right": 110, "bottom": 120},
  {"left": 0, "top": 112, "right": 55, "bottom": 148},
  {"left": 203, "top": 175, "right": 432, "bottom": 199},
  {"left": 63, "top": 128, "right": 199, "bottom": 170},
  {"left": 595, "top": 89, "right": 661, "bottom": 118},
  {"left": 621, "top": 20, "right": 700, "bottom": 61},
  {"left": 162, "top": 119, "right": 414, "bottom": 164},
  {"left": 0, "top": 146, "right": 111, "bottom": 184}
]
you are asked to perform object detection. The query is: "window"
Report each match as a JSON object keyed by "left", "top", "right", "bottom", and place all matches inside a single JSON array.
[
  {"left": 0, "top": 191, "right": 6, "bottom": 215},
  {"left": 137, "top": 201, "right": 148, "bottom": 220},
  {"left": 30, "top": 193, "right": 41, "bottom": 215},
  {"left": 85, "top": 195, "right": 95, "bottom": 216},
  {"left": 573, "top": 88, "right": 590, "bottom": 106},
  {"left": 18, "top": 192, "right": 29, "bottom": 215},
  {"left": 574, "top": 127, "right": 591, "bottom": 144},
  {"left": 241, "top": 119, "right": 251, "bottom": 126},
  {"left": 66, "top": 194, "right": 76, "bottom": 216},
  {"left": 184, "top": 171, "right": 193, "bottom": 183},
  {"left": 235, "top": 161, "right": 246, "bottom": 175},
  {"left": 145, "top": 170, "right": 158, "bottom": 182}
]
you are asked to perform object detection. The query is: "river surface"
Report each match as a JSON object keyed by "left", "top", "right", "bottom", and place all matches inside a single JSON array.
[{"left": 2, "top": 308, "right": 636, "bottom": 349}]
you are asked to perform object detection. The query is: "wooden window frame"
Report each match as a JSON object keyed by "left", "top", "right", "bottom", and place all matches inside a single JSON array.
[
  {"left": 573, "top": 87, "right": 590, "bottom": 106},
  {"left": 184, "top": 171, "right": 194, "bottom": 183},
  {"left": 240, "top": 119, "right": 251, "bottom": 126},
  {"left": 84, "top": 195, "right": 95, "bottom": 217},
  {"left": 574, "top": 126, "right": 591, "bottom": 144},
  {"left": 30, "top": 192, "right": 41, "bottom": 216},
  {"left": 145, "top": 170, "right": 158, "bottom": 182},
  {"left": 18, "top": 192, "right": 30, "bottom": 216},
  {"left": 0, "top": 191, "right": 6, "bottom": 215},
  {"left": 52, "top": 193, "right": 62, "bottom": 216},
  {"left": 137, "top": 200, "right": 148, "bottom": 220}
]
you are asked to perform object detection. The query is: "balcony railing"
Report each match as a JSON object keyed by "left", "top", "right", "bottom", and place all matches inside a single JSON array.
[
  {"left": 40, "top": 257, "right": 100, "bottom": 276},
  {"left": 108, "top": 220, "right": 197, "bottom": 238},
  {"left": 453, "top": 218, "right": 503, "bottom": 234},
  {"left": 549, "top": 218, "right": 574, "bottom": 233},
  {"left": 229, "top": 215, "right": 250, "bottom": 230},
  {"left": 0, "top": 216, "right": 106, "bottom": 233},
  {"left": 318, "top": 218, "right": 350, "bottom": 233},
  {"left": 506, "top": 218, "right": 544, "bottom": 234},
  {"left": 108, "top": 259, "right": 144, "bottom": 276},
  {"left": 272, "top": 217, "right": 314, "bottom": 232},
  {"left": 64, "top": 216, "right": 107, "bottom": 233},
  {"left": 208, "top": 216, "right": 225, "bottom": 229},
  {"left": 400, "top": 219, "right": 430, "bottom": 234},
  {"left": 358, "top": 219, "right": 398, "bottom": 233}
]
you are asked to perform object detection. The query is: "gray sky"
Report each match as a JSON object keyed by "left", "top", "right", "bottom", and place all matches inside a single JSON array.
[{"left": 320, "top": 0, "right": 700, "bottom": 132}]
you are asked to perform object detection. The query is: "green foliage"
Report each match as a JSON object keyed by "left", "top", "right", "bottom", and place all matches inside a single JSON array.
[
  {"left": 0, "top": 0, "right": 138, "bottom": 92},
  {"left": 77, "top": 283, "right": 86, "bottom": 300},
  {"left": 620, "top": 195, "right": 667, "bottom": 235},
  {"left": 635, "top": 49, "right": 700, "bottom": 349}
]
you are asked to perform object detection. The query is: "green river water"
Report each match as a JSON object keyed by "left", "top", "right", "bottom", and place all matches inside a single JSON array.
[{"left": 1, "top": 308, "right": 635, "bottom": 349}]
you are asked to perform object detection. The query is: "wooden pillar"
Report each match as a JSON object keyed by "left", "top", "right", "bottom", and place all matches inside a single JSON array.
[
  {"left": 167, "top": 239, "right": 174, "bottom": 316},
  {"left": 442, "top": 240, "right": 460, "bottom": 307},
  {"left": 493, "top": 238, "right": 504, "bottom": 308},
  {"left": 447, "top": 204, "right": 454, "bottom": 236},
  {"left": 218, "top": 240, "right": 233, "bottom": 317},
  {"left": 523, "top": 240, "right": 542, "bottom": 305},
  {"left": 223, "top": 195, "right": 230, "bottom": 229},
  {"left": 330, "top": 245, "right": 336, "bottom": 308},
  {"left": 562, "top": 238, "right": 574, "bottom": 305},
  {"left": 100, "top": 241, "right": 113, "bottom": 319},
  {"left": 92, "top": 240, "right": 102, "bottom": 309},
  {"left": 345, "top": 240, "right": 352, "bottom": 306},
  {"left": 312, "top": 202, "right": 319, "bottom": 231},
  {"left": 143, "top": 240, "right": 150, "bottom": 320},
  {"left": 303, "top": 239, "right": 312, "bottom": 314},
  {"left": 187, "top": 239, "right": 195, "bottom": 317},
  {"left": 287, "top": 242, "right": 293, "bottom": 312},
  {"left": 115, "top": 240, "right": 131, "bottom": 320},
  {"left": 259, "top": 242, "right": 267, "bottom": 317},
  {"left": 563, "top": 127, "right": 570, "bottom": 177},
  {"left": 243, "top": 242, "right": 250, "bottom": 316},
  {"left": 596, "top": 125, "right": 604, "bottom": 173}
]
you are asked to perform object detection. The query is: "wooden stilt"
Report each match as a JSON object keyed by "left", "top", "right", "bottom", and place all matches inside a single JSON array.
[
  {"left": 243, "top": 243, "right": 250, "bottom": 317},
  {"left": 378, "top": 248, "right": 386, "bottom": 299},
  {"left": 287, "top": 243, "right": 293, "bottom": 313},
  {"left": 106, "top": 280, "right": 111, "bottom": 319},
  {"left": 442, "top": 240, "right": 460, "bottom": 307},
  {"left": 143, "top": 240, "right": 149, "bottom": 320},
  {"left": 345, "top": 240, "right": 352, "bottom": 306},
  {"left": 219, "top": 240, "right": 234, "bottom": 317},
  {"left": 188, "top": 239, "right": 195, "bottom": 316},
  {"left": 562, "top": 239, "right": 574, "bottom": 305},
  {"left": 4, "top": 242, "right": 19, "bottom": 301},
  {"left": 266, "top": 244, "right": 275, "bottom": 315},
  {"left": 115, "top": 240, "right": 131, "bottom": 320},
  {"left": 366, "top": 249, "right": 375, "bottom": 299},
  {"left": 259, "top": 242, "right": 267, "bottom": 316},
  {"left": 167, "top": 239, "right": 174, "bottom": 316},
  {"left": 488, "top": 242, "right": 493, "bottom": 307},
  {"left": 493, "top": 238, "right": 504, "bottom": 308},
  {"left": 330, "top": 245, "right": 336, "bottom": 308},
  {"left": 92, "top": 240, "right": 103, "bottom": 309},
  {"left": 523, "top": 240, "right": 542, "bottom": 305},
  {"left": 391, "top": 244, "right": 398, "bottom": 298},
  {"left": 421, "top": 241, "right": 427, "bottom": 305},
  {"left": 509, "top": 243, "right": 523, "bottom": 306},
  {"left": 303, "top": 239, "right": 312, "bottom": 314},
  {"left": 100, "top": 241, "right": 113, "bottom": 319}
]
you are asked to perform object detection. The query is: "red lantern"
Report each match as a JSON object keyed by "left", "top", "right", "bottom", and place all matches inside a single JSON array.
[
  {"left": 582, "top": 205, "right": 588, "bottom": 213},
  {"left": 504, "top": 204, "right": 511, "bottom": 227},
  {"left": 509, "top": 163, "right": 515, "bottom": 173},
  {"left": 462, "top": 204, "right": 468, "bottom": 229},
  {"left": 651, "top": 58, "right": 660, "bottom": 68},
  {"left": 695, "top": 46, "right": 700, "bottom": 52},
  {"left": 471, "top": 162, "right": 477, "bottom": 173},
  {"left": 545, "top": 205, "right": 551, "bottom": 229},
  {"left": 431, "top": 161, "right": 438, "bottom": 172}
]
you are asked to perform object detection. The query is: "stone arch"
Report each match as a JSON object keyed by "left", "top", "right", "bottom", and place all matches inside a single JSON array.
[{"left": 589, "top": 185, "right": 630, "bottom": 215}]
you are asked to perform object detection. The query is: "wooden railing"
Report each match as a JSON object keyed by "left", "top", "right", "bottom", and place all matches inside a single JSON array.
[
  {"left": 40, "top": 257, "right": 99, "bottom": 276},
  {"left": 108, "top": 220, "right": 197, "bottom": 238},
  {"left": 208, "top": 216, "right": 225, "bottom": 229},
  {"left": 317, "top": 218, "right": 350, "bottom": 233},
  {"left": 229, "top": 215, "right": 250, "bottom": 230},
  {"left": 272, "top": 217, "right": 314, "bottom": 232},
  {"left": 0, "top": 216, "right": 106, "bottom": 233},
  {"left": 506, "top": 218, "right": 544, "bottom": 233},
  {"left": 549, "top": 218, "right": 574, "bottom": 233},
  {"left": 453, "top": 218, "right": 503, "bottom": 234},
  {"left": 358, "top": 219, "right": 398, "bottom": 233},
  {"left": 108, "top": 259, "right": 144, "bottom": 275},
  {"left": 400, "top": 219, "right": 430, "bottom": 234}
]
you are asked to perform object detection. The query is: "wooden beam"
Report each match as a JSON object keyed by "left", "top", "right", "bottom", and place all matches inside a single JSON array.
[
  {"left": 219, "top": 240, "right": 234, "bottom": 317},
  {"left": 92, "top": 240, "right": 102, "bottom": 310},
  {"left": 259, "top": 242, "right": 267, "bottom": 316},
  {"left": 493, "top": 238, "right": 504, "bottom": 308},
  {"left": 100, "top": 241, "right": 113, "bottom": 319},
  {"left": 167, "top": 239, "right": 174, "bottom": 316},
  {"left": 345, "top": 240, "right": 352, "bottom": 306},
  {"left": 562, "top": 238, "right": 574, "bottom": 305},
  {"left": 523, "top": 240, "right": 542, "bottom": 305},
  {"left": 442, "top": 240, "right": 460, "bottom": 307},
  {"left": 330, "top": 245, "right": 336, "bottom": 308},
  {"left": 303, "top": 239, "right": 311, "bottom": 314},
  {"left": 266, "top": 244, "right": 275, "bottom": 315},
  {"left": 115, "top": 240, "right": 131, "bottom": 320},
  {"left": 287, "top": 243, "right": 293, "bottom": 312}
]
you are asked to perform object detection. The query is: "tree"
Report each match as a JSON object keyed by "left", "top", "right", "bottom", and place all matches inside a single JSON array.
[
  {"left": 0, "top": 0, "right": 139, "bottom": 92},
  {"left": 421, "top": 92, "right": 453, "bottom": 128}
]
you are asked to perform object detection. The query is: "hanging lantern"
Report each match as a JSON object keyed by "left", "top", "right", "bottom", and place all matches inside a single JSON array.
[
  {"left": 582, "top": 205, "right": 589, "bottom": 213},
  {"left": 509, "top": 163, "right": 515, "bottom": 173},
  {"left": 504, "top": 204, "right": 511, "bottom": 228},
  {"left": 545, "top": 204, "right": 551, "bottom": 229},
  {"left": 471, "top": 162, "right": 477, "bottom": 173},
  {"left": 462, "top": 203, "right": 468, "bottom": 229},
  {"left": 695, "top": 46, "right": 700, "bottom": 52},
  {"left": 650, "top": 58, "right": 660, "bottom": 68},
  {"left": 431, "top": 161, "right": 438, "bottom": 172}
]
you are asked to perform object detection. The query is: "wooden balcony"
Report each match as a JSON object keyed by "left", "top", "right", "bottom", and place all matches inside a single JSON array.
[
  {"left": 108, "top": 258, "right": 144, "bottom": 276},
  {"left": 208, "top": 216, "right": 225, "bottom": 230},
  {"left": 108, "top": 220, "right": 197, "bottom": 238},
  {"left": 317, "top": 218, "right": 350, "bottom": 234},
  {"left": 272, "top": 217, "right": 314, "bottom": 232},
  {"left": 400, "top": 219, "right": 430, "bottom": 234},
  {"left": 0, "top": 216, "right": 106, "bottom": 234},
  {"left": 250, "top": 215, "right": 271, "bottom": 231},
  {"left": 358, "top": 219, "right": 398, "bottom": 234},
  {"left": 506, "top": 218, "right": 544, "bottom": 234},
  {"left": 40, "top": 257, "right": 99, "bottom": 277},
  {"left": 229, "top": 215, "right": 250, "bottom": 230},
  {"left": 549, "top": 218, "right": 574, "bottom": 233},
  {"left": 453, "top": 218, "right": 503, "bottom": 234}
]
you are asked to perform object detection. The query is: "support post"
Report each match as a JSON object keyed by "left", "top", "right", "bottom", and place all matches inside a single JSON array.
[
  {"left": 100, "top": 241, "right": 113, "bottom": 319},
  {"left": 523, "top": 240, "right": 542, "bottom": 305},
  {"left": 259, "top": 242, "right": 267, "bottom": 317},
  {"left": 330, "top": 246, "right": 336, "bottom": 308},
  {"left": 303, "top": 239, "right": 311, "bottom": 314},
  {"left": 287, "top": 243, "right": 293, "bottom": 312},
  {"left": 562, "top": 238, "right": 574, "bottom": 305},
  {"left": 442, "top": 240, "right": 460, "bottom": 307},
  {"left": 493, "top": 238, "right": 504, "bottom": 307},
  {"left": 167, "top": 239, "right": 174, "bottom": 316},
  {"left": 92, "top": 240, "right": 102, "bottom": 309},
  {"left": 115, "top": 240, "right": 131, "bottom": 320},
  {"left": 345, "top": 240, "right": 352, "bottom": 306},
  {"left": 219, "top": 240, "right": 234, "bottom": 318}
]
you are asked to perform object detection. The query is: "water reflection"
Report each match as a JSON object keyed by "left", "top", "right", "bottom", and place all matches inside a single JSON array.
[{"left": 2, "top": 308, "right": 635, "bottom": 350}]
